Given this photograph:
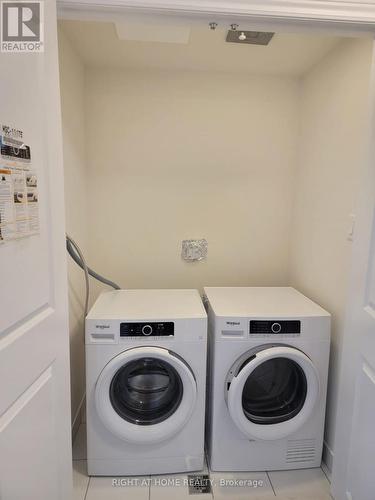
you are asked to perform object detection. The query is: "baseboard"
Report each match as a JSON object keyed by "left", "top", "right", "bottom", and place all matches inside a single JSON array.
[
  {"left": 322, "top": 440, "right": 333, "bottom": 481},
  {"left": 71, "top": 392, "right": 86, "bottom": 442}
]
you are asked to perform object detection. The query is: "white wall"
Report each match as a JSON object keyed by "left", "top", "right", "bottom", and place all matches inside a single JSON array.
[
  {"left": 58, "top": 27, "right": 88, "bottom": 428},
  {"left": 85, "top": 69, "right": 299, "bottom": 293},
  {"left": 289, "top": 37, "right": 373, "bottom": 471}
]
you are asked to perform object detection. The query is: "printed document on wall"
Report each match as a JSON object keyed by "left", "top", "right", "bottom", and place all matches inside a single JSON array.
[{"left": 0, "top": 124, "right": 40, "bottom": 243}]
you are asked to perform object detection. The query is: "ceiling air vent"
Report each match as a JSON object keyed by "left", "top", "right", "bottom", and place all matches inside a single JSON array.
[{"left": 226, "top": 30, "right": 274, "bottom": 45}]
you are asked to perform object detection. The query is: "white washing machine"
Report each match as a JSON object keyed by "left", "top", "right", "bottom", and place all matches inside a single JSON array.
[
  {"left": 86, "top": 289, "right": 207, "bottom": 476},
  {"left": 204, "top": 287, "right": 330, "bottom": 472}
]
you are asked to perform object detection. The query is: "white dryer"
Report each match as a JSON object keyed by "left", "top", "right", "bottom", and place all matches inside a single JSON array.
[
  {"left": 86, "top": 289, "right": 207, "bottom": 476},
  {"left": 204, "top": 287, "right": 330, "bottom": 472}
]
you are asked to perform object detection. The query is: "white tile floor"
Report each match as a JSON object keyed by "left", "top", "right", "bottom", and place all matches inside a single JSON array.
[{"left": 73, "top": 425, "right": 332, "bottom": 500}]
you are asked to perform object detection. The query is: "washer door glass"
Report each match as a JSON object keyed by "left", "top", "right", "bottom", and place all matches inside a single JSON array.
[
  {"left": 110, "top": 357, "right": 183, "bottom": 425},
  {"left": 226, "top": 346, "right": 320, "bottom": 440},
  {"left": 242, "top": 357, "right": 307, "bottom": 425}
]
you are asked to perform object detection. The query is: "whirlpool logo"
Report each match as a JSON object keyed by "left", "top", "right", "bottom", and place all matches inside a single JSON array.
[
  {"left": 226, "top": 321, "right": 241, "bottom": 326},
  {"left": 96, "top": 324, "right": 110, "bottom": 330}
]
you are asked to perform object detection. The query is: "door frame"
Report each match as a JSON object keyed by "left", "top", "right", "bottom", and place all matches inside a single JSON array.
[{"left": 57, "top": 0, "right": 375, "bottom": 34}]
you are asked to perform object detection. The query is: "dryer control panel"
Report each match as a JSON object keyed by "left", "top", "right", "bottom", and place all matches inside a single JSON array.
[
  {"left": 250, "top": 320, "right": 301, "bottom": 335},
  {"left": 120, "top": 322, "right": 174, "bottom": 337}
]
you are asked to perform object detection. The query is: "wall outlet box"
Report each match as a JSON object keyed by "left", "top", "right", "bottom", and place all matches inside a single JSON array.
[{"left": 181, "top": 239, "right": 207, "bottom": 261}]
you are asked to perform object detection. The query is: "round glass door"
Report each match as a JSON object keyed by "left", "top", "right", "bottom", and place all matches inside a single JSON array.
[
  {"left": 226, "top": 346, "right": 320, "bottom": 440},
  {"left": 241, "top": 357, "right": 307, "bottom": 425},
  {"left": 110, "top": 357, "right": 183, "bottom": 425},
  {"left": 95, "top": 346, "right": 197, "bottom": 443}
]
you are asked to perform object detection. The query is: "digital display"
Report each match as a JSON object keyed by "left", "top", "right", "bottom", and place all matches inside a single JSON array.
[
  {"left": 120, "top": 322, "right": 174, "bottom": 337},
  {"left": 250, "top": 320, "right": 301, "bottom": 335}
]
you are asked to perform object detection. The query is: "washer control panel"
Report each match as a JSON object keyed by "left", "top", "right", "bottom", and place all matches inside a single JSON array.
[
  {"left": 120, "top": 322, "right": 174, "bottom": 337},
  {"left": 250, "top": 320, "right": 301, "bottom": 336}
]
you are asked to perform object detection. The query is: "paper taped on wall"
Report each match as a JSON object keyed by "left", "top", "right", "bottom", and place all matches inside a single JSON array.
[{"left": 0, "top": 124, "right": 40, "bottom": 243}]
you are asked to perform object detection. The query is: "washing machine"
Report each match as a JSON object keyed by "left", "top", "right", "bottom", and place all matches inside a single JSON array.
[
  {"left": 204, "top": 287, "right": 330, "bottom": 472},
  {"left": 86, "top": 289, "right": 207, "bottom": 476}
]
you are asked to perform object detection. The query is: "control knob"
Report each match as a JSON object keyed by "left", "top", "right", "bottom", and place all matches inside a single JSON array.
[
  {"left": 142, "top": 325, "right": 153, "bottom": 336},
  {"left": 271, "top": 322, "right": 282, "bottom": 334}
]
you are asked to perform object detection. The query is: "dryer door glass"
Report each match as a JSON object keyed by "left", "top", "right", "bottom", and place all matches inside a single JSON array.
[
  {"left": 242, "top": 357, "right": 307, "bottom": 425},
  {"left": 110, "top": 357, "right": 183, "bottom": 425}
]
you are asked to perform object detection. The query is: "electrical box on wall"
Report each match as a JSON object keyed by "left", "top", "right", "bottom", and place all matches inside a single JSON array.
[{"left": 181, "top": 239, "right": 207, "bottom": 261}]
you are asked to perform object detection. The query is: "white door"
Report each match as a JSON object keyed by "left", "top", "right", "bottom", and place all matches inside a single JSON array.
[
  {"left": 0, "top": 1, "right": 72, "bottom": 499},
  {"left": 95, "top": 346, "right": 197, "bottom": 444},
  {"left": 331, "top": 42, "right": 375, "bottom": 500}
]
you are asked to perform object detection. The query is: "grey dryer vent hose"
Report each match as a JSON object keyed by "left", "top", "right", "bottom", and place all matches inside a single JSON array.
[{"left": 66, "top": 234, "right": 121, "bottom": 317}]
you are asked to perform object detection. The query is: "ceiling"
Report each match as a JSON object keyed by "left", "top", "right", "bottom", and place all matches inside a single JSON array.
[{"left": 59, "top": 20, "right": 343, "bottom": 76}]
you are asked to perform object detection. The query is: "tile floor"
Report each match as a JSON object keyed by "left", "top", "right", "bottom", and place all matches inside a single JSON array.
[{"left": 73, "top": 425, "right": 332, "bottom": 500}]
